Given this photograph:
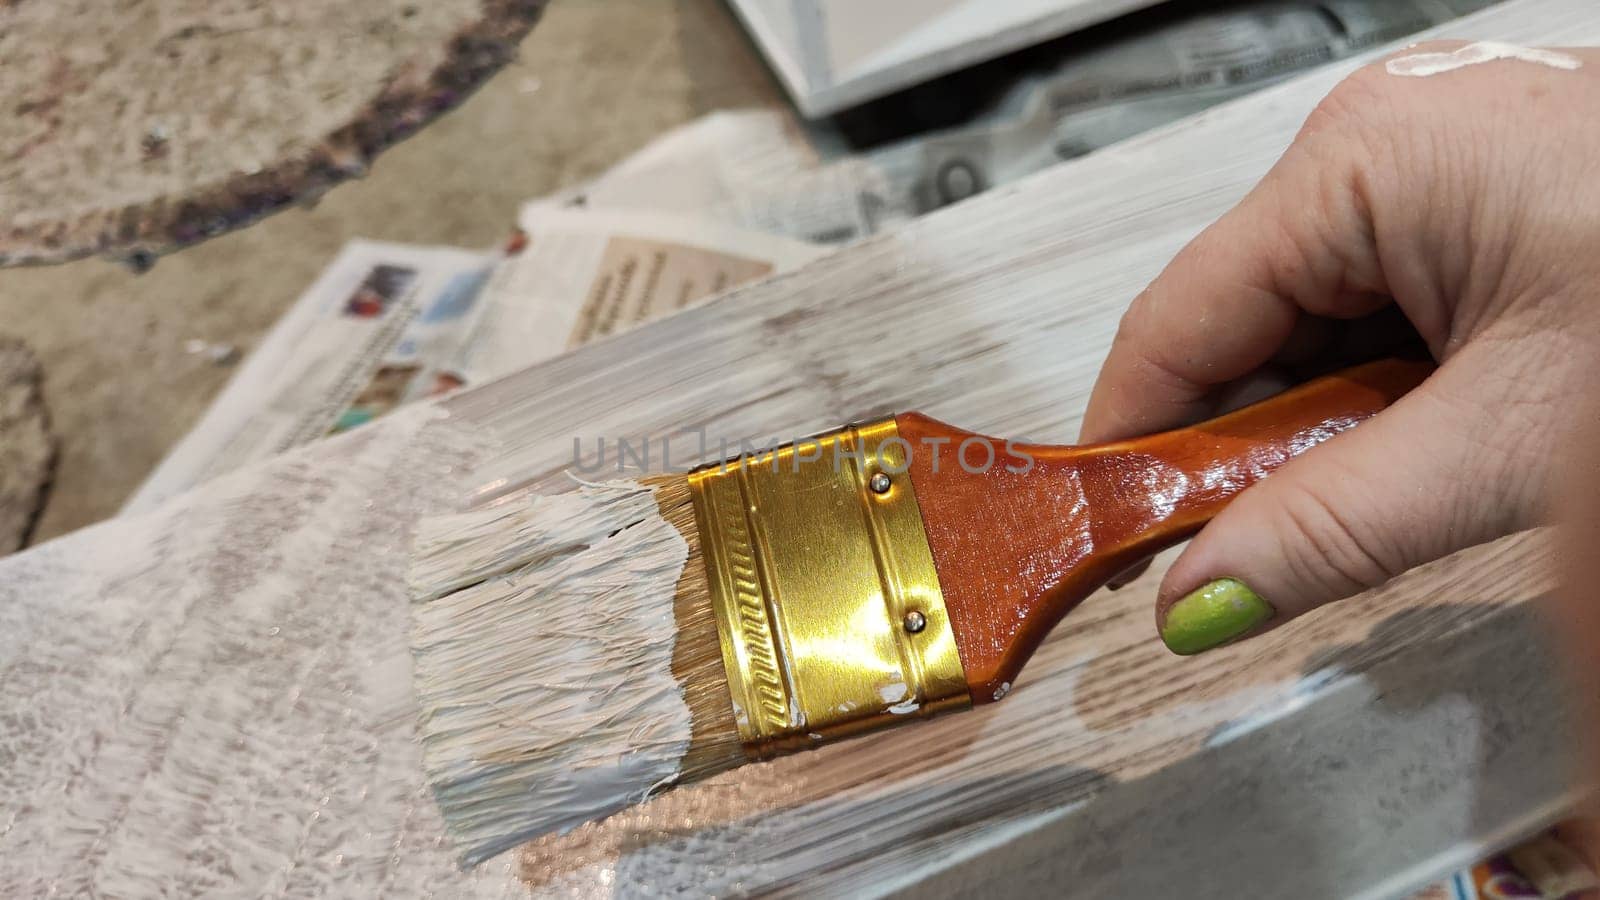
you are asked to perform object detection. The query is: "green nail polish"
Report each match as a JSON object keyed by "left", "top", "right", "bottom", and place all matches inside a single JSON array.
[{"left": 1160, "top": 578, "right": 1275, "bottom": 656}]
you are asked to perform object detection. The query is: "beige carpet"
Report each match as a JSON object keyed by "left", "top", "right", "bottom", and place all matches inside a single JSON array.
[{"left": 0, "top": 0, "right": 782, "bottom": 541}]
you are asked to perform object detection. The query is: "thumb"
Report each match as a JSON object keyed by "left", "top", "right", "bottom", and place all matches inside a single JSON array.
[{"left": 1154, "top": 364, "right": 1525, "bottom": 656}]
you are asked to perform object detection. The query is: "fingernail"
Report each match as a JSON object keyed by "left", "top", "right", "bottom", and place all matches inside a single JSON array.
[{"left": 1160, "top": 578, "right": 1275, "bottom": 656}]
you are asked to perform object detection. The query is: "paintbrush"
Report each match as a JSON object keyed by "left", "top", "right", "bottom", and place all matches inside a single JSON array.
[{"left": 407, "top": 357, "right": 1431, "bottom": 864}]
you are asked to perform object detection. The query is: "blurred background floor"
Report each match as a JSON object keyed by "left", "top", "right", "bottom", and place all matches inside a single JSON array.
[{"left": 0, "top": 0, "right": 782, "bottom": 541}]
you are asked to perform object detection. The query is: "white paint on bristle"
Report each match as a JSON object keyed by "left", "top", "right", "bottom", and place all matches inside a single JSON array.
[
  {"left": 1386, "top": 41, "right": 1581, "bottom": 77},
  {"left": 409, "top": 479, "right": 692, "bottom": 866}
]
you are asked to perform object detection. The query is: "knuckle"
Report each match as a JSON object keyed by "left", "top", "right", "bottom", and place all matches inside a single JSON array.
[
  {"left": 1111, "top": 293, "right": 1185, "bottom": 385},
  {"left": 1302, "top": 72, "right": 1379, "bottom": 136},
  {"left": 1271, "top": 479, "right": 1398, "bottom": 601},
  {"left": 1297, "top": 64, "right": 1402, "bottom": 158},
  {"left": 1112, "top": 291, "right": 1153, "bottom": 345}
]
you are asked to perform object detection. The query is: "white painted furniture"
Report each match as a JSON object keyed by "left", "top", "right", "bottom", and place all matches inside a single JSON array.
[{"left": 728, "top": 0, "right": 1165, "bottom": 116}]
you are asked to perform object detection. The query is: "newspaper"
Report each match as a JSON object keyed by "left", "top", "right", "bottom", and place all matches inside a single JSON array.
[
  {"left": 455, "top": 206, "right": 825, "bottom": 384},
  {"left": 125, "top": 214, "right": 824, "bottom": 513},
  {"left": 127, "top": 242, "right": 491, "bottom": 512},
  {"left": 554, "top": 1, "right": 1497, "bottom": 242}
]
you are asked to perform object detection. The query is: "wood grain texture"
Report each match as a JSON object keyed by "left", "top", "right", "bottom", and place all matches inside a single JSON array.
[
  {"left": 901, "top": 359, "right": 1431, "bottom": 703},
  {"left": 0, "top": 1, "right": 1591, "bottom": 895}
]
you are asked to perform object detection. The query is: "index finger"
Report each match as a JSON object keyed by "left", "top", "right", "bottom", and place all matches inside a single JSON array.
[{"left": 1080, "top": 138, "right": 1387, "bottom": 443}]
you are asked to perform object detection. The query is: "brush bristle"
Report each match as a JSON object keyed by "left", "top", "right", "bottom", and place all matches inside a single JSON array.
[
  {"left": 407, "top": 475, "right": 745, "bottom": 867},
  {"left": 646, "top": 475, "right": 745, "bottom": 783}
]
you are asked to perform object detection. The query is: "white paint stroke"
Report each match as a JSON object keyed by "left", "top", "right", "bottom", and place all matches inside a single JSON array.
[{"left": 409, "top": 480, "right": 692, "bottom": 866}]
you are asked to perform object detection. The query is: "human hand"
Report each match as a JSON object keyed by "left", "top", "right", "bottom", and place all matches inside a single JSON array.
[{"left": 1080, "top": 42, "right": 1600, "bottom": 655}]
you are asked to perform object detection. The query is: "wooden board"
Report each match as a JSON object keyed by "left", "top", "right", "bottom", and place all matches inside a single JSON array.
[
  {"left": 0, "top": 1, "right": 1590, "bottom": 895},
  {"left": 0, "top": 0, "right": 544, "bottom": 267}
]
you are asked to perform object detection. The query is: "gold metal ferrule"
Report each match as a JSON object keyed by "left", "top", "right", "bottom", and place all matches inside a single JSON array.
[{"left": 687, "top": 417, "right": 971, "bottom": 759}]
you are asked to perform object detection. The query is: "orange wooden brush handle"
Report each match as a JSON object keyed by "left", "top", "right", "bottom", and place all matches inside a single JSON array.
[{"left": 898, "top": 358, "right": 1433, "bottom": 702}]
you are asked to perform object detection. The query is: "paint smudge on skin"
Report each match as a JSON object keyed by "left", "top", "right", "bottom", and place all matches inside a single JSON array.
[{"left": 1386, "top": 41, "right": 1581, "bottom": 78}]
